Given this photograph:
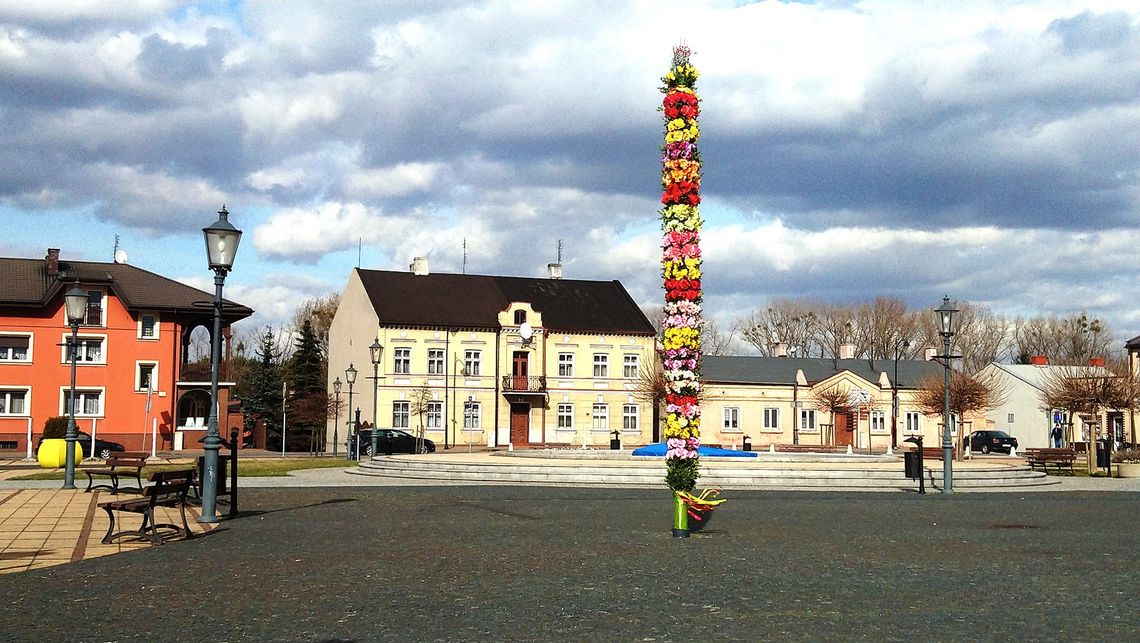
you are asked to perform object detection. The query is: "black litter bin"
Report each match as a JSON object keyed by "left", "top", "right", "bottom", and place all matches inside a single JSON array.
[
  {"left": 610, "top": 430, "right": 621, "bottom": 450},
  {"left": 196, "top": 456, "right": 228, "bottom": 497},
  {"left": 904, "top": 450, "right": 922, "bottom": 479},
  {"left": 347, "top": 436, "right": 358, "bottom": 460},
  {"left": 742, "top": 435, "right": 752, "bottom": 452},
  {"left": 1096, "top": 440, "right": 1109, "bottom": 468}
]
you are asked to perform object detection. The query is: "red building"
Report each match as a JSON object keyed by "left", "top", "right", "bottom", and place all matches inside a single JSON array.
[{"left": 0, "top": 249, "right": 252, "bottom": 455}]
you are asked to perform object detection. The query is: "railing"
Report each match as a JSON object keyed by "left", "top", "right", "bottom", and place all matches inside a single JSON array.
[{"left": 501, "top": 375, "right": 547, "bottom": 393}]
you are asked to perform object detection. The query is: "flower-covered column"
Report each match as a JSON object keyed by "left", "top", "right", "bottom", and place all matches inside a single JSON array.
[{"left": 660, "top": 45, "right": 704, "bottom": 536}]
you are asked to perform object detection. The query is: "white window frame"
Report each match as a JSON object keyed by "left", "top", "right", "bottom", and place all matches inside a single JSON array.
[
  {"left": 591, "top": 403, "right": 609, "bottom": 431},
  {"left": 557, "top": 403, "right": 574, "bottom": 430},
  {"left": 593, "top": 354, "right": 608, "bottom": 378},
  {"left": 392, "top": 401, "right": 410, "bottom": 428},
  {"left": 622, "top": 404, "right": 639, "bottom": 432},
  {"left": 427, "top": 349, "right": 444, "bottom": 375},
  {"left": 558, "top": 353, "right": 574, "bottom": 377},
  {"left": 71, "top": 289, "right": 105, "bottom": 327},
  {"left": 871, "top": 409, "right": 887, "bottom": 434},
  {"left": 0, "top": 388, "right": 30, "bottom": 416},
  {"left": 623, "top": 354, "right": 639, "bottom": 379},
  {"left": 137, "top": 312, "right": 159, "bottom": 340},
  {"left": 463, "top": 402, "right": 482, "bottom": 430},
  {"left": 800, "top": 409, "right": 817, "bottom": 432},
  {"left": 426, "top": 401, "right": 442, "bottom": 429},
  {"left": 60, "top": 387, "right": 104, "bottom": 417},
  {"left": 135, "top": 361, "right": 158, "bottom": 392},
  {"left": 393, "top": 347, "right": 411, "bottom": 374},
  {"left": 0, "top": 333, "right": 32, "bottom": 363},
  {"left": 464, "top": 350, "right": 481, "bottom": 376},
  {"left": 905, "top": 411, "right": 922, "bottom": 433},
  {"left": 61, "top": 333, "right": 106, "bottom": 365},
  {"left": 763, "top": 407, "right": 780, "bottom": 431},
  {"left": 1007, "top": 413, "right": 1015, "bottom": 424},
  {"left": 723, "top": 407, "right": 740, "bottom": 431}
]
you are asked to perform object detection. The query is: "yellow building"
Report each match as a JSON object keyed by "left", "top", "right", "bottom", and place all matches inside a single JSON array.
[{"left": 327, "top": 260, "right": 657, "bottom": 454}]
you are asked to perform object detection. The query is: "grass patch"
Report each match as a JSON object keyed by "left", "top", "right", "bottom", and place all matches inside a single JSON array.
[{"left": 11, "top": 457, "right": 355, "bottom": 480}]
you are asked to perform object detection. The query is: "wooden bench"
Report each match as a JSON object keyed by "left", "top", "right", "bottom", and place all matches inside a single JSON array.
[
  {"left": 901, "top": 447, "right": 957, "bottom": 460},
  {"left": 776, "top": 444, "right": 849, "bottom": 454},
  {"left": 1024, "top": 448, "right": 1077, "bottom": 475},
  {"left": 99, "top": 469, "right": 195, "bottom": 545},
  {"left": 82, "top": 451, "right": 148, "bottom": 494}
]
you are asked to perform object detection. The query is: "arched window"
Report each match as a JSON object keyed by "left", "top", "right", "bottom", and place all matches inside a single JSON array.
[{"left": 514, "top": 309, "right": 526, "bottom": 324}]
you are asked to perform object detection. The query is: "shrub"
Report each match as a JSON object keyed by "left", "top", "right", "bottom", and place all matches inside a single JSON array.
[
  {"left": 1110, "top": 448, "right": 1139, "bottom": 464},
  {"left": 41, "top": 416, "right": 69, "bottom": 439}
]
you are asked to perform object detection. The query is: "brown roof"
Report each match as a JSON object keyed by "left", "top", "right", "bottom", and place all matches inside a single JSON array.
[
  {"left": 0, "top": 256, "right": 253, "bottom": 321},
  {"left": 356, "top": 269, "right": 655, "bottom": 335}
]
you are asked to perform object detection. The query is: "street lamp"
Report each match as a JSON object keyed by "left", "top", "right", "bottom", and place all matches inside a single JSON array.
[
  {"left": 62, "top": 286, "right": 88, "bottom": 490},
  {"left": 332, "top": 377, "right": 342, "bottom": 458},
  {"left": 935, "top": 296, "right": 958, "bottom": 494},
  {"left": 200, "top": 205, "right": 242, "bottom": 523},
  {"left": 345, "top": 364, "right": 357, "bottom": 458},
  {"left": 369, "top": 340, "right": 383, "bottom": 457},
  {"left": 281, "top": 380, "right": 289, "bottom": 457},
  {"left": 892, "top": 340, "right": 911, "bottom": 450}
]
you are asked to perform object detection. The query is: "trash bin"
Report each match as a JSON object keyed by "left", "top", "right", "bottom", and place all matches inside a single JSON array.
[
  {"left": 904, "top": 451, "right": 922, "bottom": 479},
  {"left": 1096, "top": 440, "right": 1109, "bottom": 468},
  {"left": 742, "top": 435, "right": 752, "bottom": 452},
  {"left": 610, "top": 430, "right": 621, "bottom": 450},
  {"left": 196, "top": 456, "right": 228, "bottom": 497}
]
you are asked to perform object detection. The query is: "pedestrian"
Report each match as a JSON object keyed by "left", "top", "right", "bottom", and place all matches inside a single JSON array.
[{"left": 1051, "top": 424, "right": 1062, "bottom": 448}]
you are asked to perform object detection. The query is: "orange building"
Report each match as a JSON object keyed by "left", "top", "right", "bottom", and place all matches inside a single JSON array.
[{"left": 0, "top": 249, "right": 252, "bottom": 455}]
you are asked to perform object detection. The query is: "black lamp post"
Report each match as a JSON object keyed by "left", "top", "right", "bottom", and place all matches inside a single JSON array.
[
  {"left": 332, "top": 377, "right": 342, "bottom": 458},
  {"left": 935, "top": 296, "right": 958, "bottom": 494},
  {"left": 892, "top": 340, "right": 911, "bottom": 450},
  {"left": 369, "top": 340, "right": 383, "bottom": 458},
  {"left": 345, "top": 364, "right": 357, "bottom": 458},
  {"left": 62, "top": 286, "right": 88, "bottom": 490},
  {"left": 200, "top": 205, "right": 242, "bottom": 523}
]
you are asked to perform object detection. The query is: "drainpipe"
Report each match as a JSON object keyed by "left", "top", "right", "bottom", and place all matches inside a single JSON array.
[{"left": 494, "top": 329, "right": 500, "bottom": 447}]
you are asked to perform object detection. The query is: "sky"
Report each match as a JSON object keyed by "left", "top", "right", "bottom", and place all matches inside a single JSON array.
[{"left": 2, "top": 0, "right": 1140, "bottom": 345}]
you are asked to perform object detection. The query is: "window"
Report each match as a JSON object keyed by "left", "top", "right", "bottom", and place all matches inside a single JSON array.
[
  {"left": 427, "top": 349, "right": 444, "bottom": 375},
  {"left": 871, "top": 410, "right": 886, "bottom": 433},
  {"left": 623, "top": 354, "right": 639, "bottom": 378},
  {"left": 136, "top": 362, "right": 157, "bottom": 392},
  {"left": 83, "top": 290, "right": 104, "bottom": 326},
  {"left": 138, "top": 313, "right": 158, "bottom": 339},
  {"left": 514, "top": 309, "right": 526, "bottom": 324},
  {"left": 1007, "top": 413, "right": 1015, "bottom": 424},
  {"left": 592, "top": 404, "right": 609, "bottom": 431},
  {"left": 0, "top": 389, "right": 28, "bottom": 415},
  {"left": 800, "top": 409, "right": 817, "bottom": 431},
  {"left": 905, "top": 412, "right": 921, "bottom": 433},
  {"left": 623, "top": 404, "right": 639, "bottom": 432},
  {"left": 464, "top": 402, "right": 481, "bottom": 429},
  {"left": 392, "top": 401, "right": 410, "bottom": 428},
  {"left": 723, "top": 407, "right": 740, "bottom": 431},
  {"left": 0, "top": 334, "right": 31, "bottom": 362},
  {"left": 464, "top": 350, "right": 481, "bottom": 376},
  {"left": 427, "top": 401, "right": 442, "bottom": 429},
  {"left": 763, "top": 407, "right": 780, "bottom": 430},
  {"left": 593, "top": 354, "right": 608, "bottom": 378},
  {"left": 557, "top": 404, "right": 574, "bottom": 429},
  {"left": 558, "top": 353, "right": 574, "bottom": 377},
  {"left": 64, "top": 336, "right": 104, "bottom": 363},
  {"left": 62, "top": 389, "right": 103, "bottom": 416},
  {"left": 393, "top": 348, "right": 411, "bottom": 374}
]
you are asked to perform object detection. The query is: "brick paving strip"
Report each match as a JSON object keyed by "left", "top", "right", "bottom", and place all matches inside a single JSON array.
[{"left": 69, "top": 490, "right": 99, "bottom": 562}]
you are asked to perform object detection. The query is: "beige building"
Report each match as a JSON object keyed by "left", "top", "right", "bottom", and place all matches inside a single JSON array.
[{"left": 326, "top": 260, "right": 657, "bottom": 454}]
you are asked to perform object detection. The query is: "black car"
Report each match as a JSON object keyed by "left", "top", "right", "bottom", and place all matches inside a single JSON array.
[
  {"left": 37, "top": 431, "right": 126, "bottom": 459},
  {"left": 969, "top": 430, "right": 1018, "bottom": 454},
  {"left": 354, "top": 429, "right": 435, "bottom": 456}
]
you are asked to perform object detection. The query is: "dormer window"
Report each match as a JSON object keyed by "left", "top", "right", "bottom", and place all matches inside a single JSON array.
[{"left": 514, "top": 310, "right": 526, "bottom": 325}]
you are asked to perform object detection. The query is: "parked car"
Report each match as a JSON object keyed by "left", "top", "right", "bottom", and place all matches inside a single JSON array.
[
  {"left": 969, "top": 430, "right": 1018, "bottom": 455},
  {"left": 354, "top": 429, "right": 435, "bottom": 456},
  {"left": 37, "top": 431, "right": 126, "bottom": 459}
]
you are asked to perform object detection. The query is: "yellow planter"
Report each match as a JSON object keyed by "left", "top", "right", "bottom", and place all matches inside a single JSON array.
[
  {"left": 1115, "top": 463, "right": 1140, "bottom": 478},
  {"left": 37, "top": 439, "right": 82, "bottom": 469}
]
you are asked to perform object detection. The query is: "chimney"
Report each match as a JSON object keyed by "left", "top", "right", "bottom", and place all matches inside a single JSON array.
[
  {"left": 45, "top": 248, "right": 60, "bottom": 277},
  {"left": 547, "top": 262, "right": 563, "bottom": 280},
  {"left": 838, "top": 343, "right": 855, "bottom": 360},
  {"left": 1030, "top": 355, "right": 1048, "bottom": 366},
  {"left": 410, "top": 257, "right": 428, "bottom": 276},
  {"left": 773, "top": 342, "right": 788, "bottom": 358},
  {"left": 924, "top": 347, "right": 937, "bottom": 361},
  {"left": 1089, "top": 357, "right": 1105, "bottom": 368}
]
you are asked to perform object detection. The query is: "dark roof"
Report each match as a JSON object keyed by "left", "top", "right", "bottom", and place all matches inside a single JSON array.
[
  {"left": 1126, "top": 335, "right": 1140, "bottom": 350},
  {"left": 703, "top": 355, "right": 944, "bottom": 389},
  {"left": 356, "top": 269, "right": 655, "bottom": 335},
  {"left": 0, "top": 256, "right": 253, "bottom": 321}
]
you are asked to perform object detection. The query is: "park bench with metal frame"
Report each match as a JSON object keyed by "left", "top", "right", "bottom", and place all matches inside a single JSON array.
[
  {"left": 1024, "top": 447, "right": 1076, "bottom": 475},
  {"left": 82, "top": 451, "right": 148, "bottom": 494},
  {"left": 99, "top": 469, "right": 195, "bottom": 545}
]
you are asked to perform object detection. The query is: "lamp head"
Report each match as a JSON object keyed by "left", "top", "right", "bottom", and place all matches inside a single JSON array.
[
  {"left": 369, "top": 340, "right": 383, "bottom": 366},
  {"left": 345, "top": 363, "right": 358, "bottom": 385},
  {"left": 63, "top": 285, "right": 88, "bottom": 326},
  {"left": 935, "top": 296, "right": 958, "bottom": 337},
  {"left": 203, "top": 205, "right": 242, "bottom": 271},
  {"left": 333, "top": 377, "right": 342, "bottom": 395}
]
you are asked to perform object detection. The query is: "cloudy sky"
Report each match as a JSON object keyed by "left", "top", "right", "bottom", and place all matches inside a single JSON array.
[{"left": 2, "top": 0, "right": 1139, "bottom": 344}]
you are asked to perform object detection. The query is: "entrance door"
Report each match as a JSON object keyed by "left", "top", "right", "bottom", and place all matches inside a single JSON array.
[
  {"left": 512, "top": 352, "right": 529, "bottom": 390},
  {"left": 510, "top": 403, "right": 530, "bottom": 447},
  {"left": 834, "top": 412, "right": 853, "bottom": 447}
]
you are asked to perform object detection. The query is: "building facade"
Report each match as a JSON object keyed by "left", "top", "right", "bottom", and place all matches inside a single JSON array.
[
  {"left": 0, "top": 250, "right": 252, "bottom": 454},
  {"left": 326, "top": 261, "right": 657, "bottom": 452}
]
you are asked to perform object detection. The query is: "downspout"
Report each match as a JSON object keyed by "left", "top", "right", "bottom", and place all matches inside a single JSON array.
[
  {"left": 541, "top": 327, "right": 548, "bottom": 444},
  {"left": 444, "top": 328, "right": 450, "bottom": 450},
  {"left": 494, "top": 328, "right": 501, "bottom": 447}
]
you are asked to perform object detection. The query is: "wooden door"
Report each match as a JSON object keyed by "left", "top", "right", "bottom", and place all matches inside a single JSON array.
[
  {"left": 512, "top": 352, "right": 528, "bottom": 390},
  {"left": 510, "top": 403, "right": 530, "bottom": 446},
  {"left": 834, "top": 412, "right": 853, "bottom": 447}
]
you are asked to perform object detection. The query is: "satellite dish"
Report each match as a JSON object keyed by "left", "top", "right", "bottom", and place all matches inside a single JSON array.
[
  {"left": 519, "top": 322, "right": 533, "bottom": 340},
  {"left": 114, "top": 249, "right": 128, "bottom": 264}
]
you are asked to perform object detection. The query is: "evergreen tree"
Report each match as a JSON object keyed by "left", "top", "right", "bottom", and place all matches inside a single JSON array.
[
  {"left": 286, "top": 319, "right": 330, "bottom": 452},
  {"left": 241, "top": 328, "right": 283, "bottom": 450}
]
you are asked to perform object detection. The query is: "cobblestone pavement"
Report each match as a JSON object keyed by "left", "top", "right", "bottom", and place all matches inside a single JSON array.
[{"left": 1, "top": 486, "right": 1136, "bottom": 642}]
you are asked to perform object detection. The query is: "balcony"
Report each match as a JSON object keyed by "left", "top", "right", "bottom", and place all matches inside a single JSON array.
[{"left": 501, "top": 375, "right": 547, "bottom": 394}]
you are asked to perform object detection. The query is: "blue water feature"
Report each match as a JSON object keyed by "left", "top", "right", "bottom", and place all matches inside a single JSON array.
[{"left": 630, "top": 443, "right": 757, "bottom": 458}]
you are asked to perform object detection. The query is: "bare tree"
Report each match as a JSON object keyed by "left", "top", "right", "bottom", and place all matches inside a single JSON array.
[
  {"left": 737, "top": 299, "right": 821, "bottom": 356},
  {"left": 1038, "top": 359, "right": 1140, "bottom": 473},
  {"left": 1009, "top": 313, "right": 1115, "bottom": 366},
  {"left": 291, "top": 293, "right": 341, "bottom": 359},
  {"left": 702, "top": 318, "right": 737, "bottom": 356},
  {"left": 409, "top": 383, "right": 433, "bottom": 454},
  {"left": 953, "top": 303, "right": 1009, "bottom": 374},
  {"left": 913, "top": 372, "right": 1009, "bottom": 459}
]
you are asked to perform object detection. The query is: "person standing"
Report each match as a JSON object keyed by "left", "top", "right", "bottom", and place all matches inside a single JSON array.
[{"left": 1051, "top": 424, "right": 1062, "bottom": 448}]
